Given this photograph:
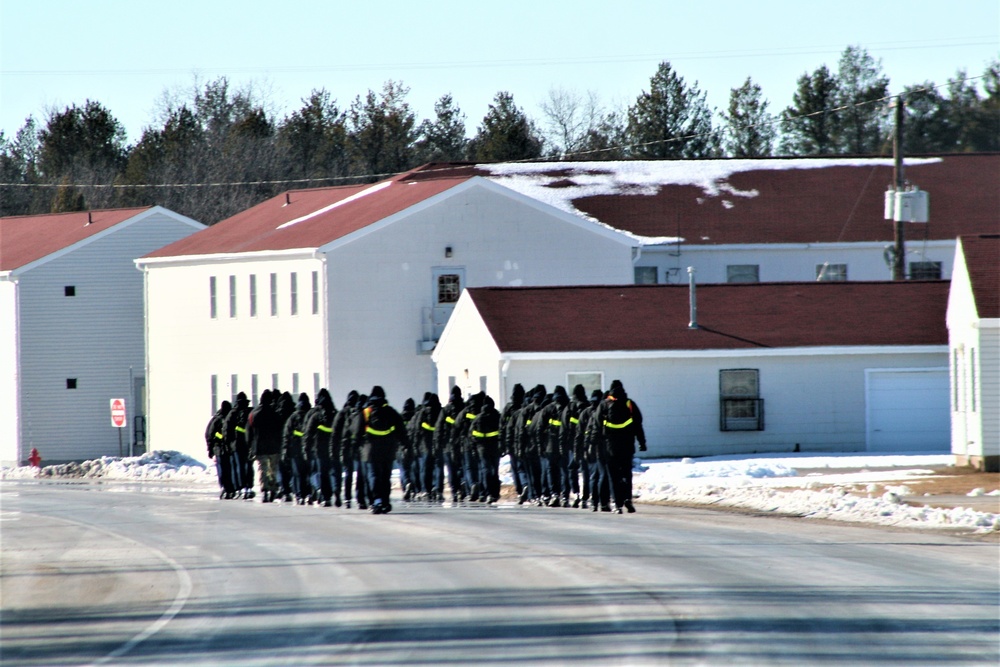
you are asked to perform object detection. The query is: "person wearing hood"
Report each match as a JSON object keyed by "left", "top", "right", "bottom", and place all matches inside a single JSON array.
[
  {"left": 536, "top": 386, "right": 569, "bottom": 506},
  {"left": 282, "top": 393, "right": 312, "bottom": 504},
  {"left": 514, "top": 385, "right": 547, "bottom": 505},
  {"left": 594, "top": 381, "right": 647, "bottom": 513},
  {"left": 248, "top": 389, "right": 284, "bottom": 503},
  {"left": 434, "top": 386, "right": 466, "bottom": 503},
  {"left": 335, "top": 390, "right": 367, "bottom": 509},
  {"left": 470, "top": 395, "right": 502, "bottom": 503},
  {"left": 500, "top": 383, "right": 526, "bottom": 500},
  {"left": 206, "top": 400, "right": 234, "bottom": 499},
  {"left": 581, "top": 389, "right": 610, "bottom": 512},
  {"left": 398, "top": 397, "right": 417, "bottom": 501},
  {"left": 276, "top": 392, "right": 296, "bottom": 501},
  {"left": 412, "top": 392, "right": 442, "bottom": 501},
  {"left": 304, "top": 388, "right": 338, "bottom": 507},
  {"left": 453, "top": 392, "right": 486, "bottom": 501},
  {"left": 351, "top": 386, "right": 409, "bottom": 514},
  {"left": 562, "top": 384, "right": 590, "bottom": 508},
  {"left": 225, "top": 392, "right": 254, "bottom": 499}
]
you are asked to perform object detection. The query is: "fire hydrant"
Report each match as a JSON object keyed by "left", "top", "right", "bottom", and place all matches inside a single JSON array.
[{"left": 28, "top": 448, "right": 41, "bottom": 467}]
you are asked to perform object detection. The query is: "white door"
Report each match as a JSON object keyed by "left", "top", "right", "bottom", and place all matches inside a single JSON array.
[
  {"left": 431, "top": 267, "right": 465, "bottom": 341},
  {"left": 866, "top": 368, "right": 949, "bottom": 452}
]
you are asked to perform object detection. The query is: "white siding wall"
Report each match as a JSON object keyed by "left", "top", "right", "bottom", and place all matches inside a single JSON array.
[
  {"left": 324, "top": 183, "right": 634, "bottom": 406},
  {"left": 15, "top": 212, "right": 200, "bottom": 463},
  {"left": 440, "top": 346, "right": 947, "bottom": 458},
  {"left": 145, "top": 256, "right": 326, "bottom": 463},
  {"left": 980, "top": 326, "right": 1000, "bottom": 458},
  {"left": 0, "top": 279, "right": 19, "bottom": 465},
  {"left": 946, "top": 244, "right": 984, "bottom": 461},
  {"left": 639, "top": 241, "right": 955, "bottom": 284},
  {"left": 431, "top": 293, "right": 503, "bottom": 400}
]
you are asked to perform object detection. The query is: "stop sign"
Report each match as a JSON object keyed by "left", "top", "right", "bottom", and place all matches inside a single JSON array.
[{"left": 110, "top": 398, "right": 127, "bottom": 428}]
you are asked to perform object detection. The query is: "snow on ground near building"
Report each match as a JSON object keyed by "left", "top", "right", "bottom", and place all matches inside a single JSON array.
[{"left": 2, "top": 451, "right": 997, "bottom": 533}]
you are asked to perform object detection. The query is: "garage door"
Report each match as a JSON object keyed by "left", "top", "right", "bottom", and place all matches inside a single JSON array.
[{"left": 866, "top": 369, "right": 950, "bottom": 452}]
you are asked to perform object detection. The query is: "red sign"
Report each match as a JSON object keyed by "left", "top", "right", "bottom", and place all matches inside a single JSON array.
[{"left": 110, "top": 398, "right": 127, "bottom": 428}]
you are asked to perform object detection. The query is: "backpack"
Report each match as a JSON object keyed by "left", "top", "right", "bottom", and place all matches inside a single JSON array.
[
  {"left": 364, "top": 403, "right": 396, "bottom": 439},
  {"left": 602, "top": 398, "right": 633, "bottom": 435}
]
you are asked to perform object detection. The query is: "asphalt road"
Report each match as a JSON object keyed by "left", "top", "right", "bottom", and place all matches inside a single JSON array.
[{"left": 1, "top": 481, "right": 997, "bottom": 666}]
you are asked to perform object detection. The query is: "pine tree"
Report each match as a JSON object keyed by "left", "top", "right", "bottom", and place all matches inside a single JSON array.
[
  {"left": 834, "top": 46, "right": 891, "bottom": 154},
  {"left": 778, "top": 65, "right": 840, "bottom": 155},
  {"left": 0, "top": 117, "right": 42, "bottom": 215},
  {"left": 469, "top": 91, "right": 544, "bottom": 162},
  {"left": 721, "top": 77, "right": 775, "bottom": 157},
  {"left": 625, "top": 61, "right": 717, "bottom": 158},
  {"left": 278, "top": 89, "right": 349, "bottom": 181},
  {"left": 347, "top": 80, "right": 418, "bottom": 177},
  {"left": 415, "top": 94, "right": 469, "bottom": 162}
]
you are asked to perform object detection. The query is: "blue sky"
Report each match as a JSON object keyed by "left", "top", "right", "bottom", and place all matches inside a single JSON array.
[{"left": 1, "top": 0, "right": 997, "bottom": 144}]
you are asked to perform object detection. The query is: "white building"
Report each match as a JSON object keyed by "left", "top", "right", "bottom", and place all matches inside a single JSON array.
[
  {"left": 947, "top": 234, "right": 999, "bottom": 471},
  {"left": 0, "top": 207, "right": 205, "bottom": 465},
  {"left": 432, "top": 281, "right": 951, "bottom": 458},
  {"left": 428, "top": 154, "right": 997, "bottom": 284},
  {"left": 136, "top": 173, "right": 636, "bottom": 462}
]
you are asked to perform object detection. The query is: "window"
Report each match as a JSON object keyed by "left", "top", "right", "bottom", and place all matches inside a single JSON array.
[
  {"left": 270, "top": 273, "right": 278, "bottom": 316},
  {"left": 952, "top": 349, "right": 961, "bottom": 410},
  {"left": 727, "top": 265, "right": 759, "bottom": 283},
  {"left": 66, "top": 378, "right": 77, "bottom": 389},
  {"left": 290, "top": 272, "right": 298, "bottom": 316},
  {"left": 567, "top": 372, "right": 604, "bottom": 397},
  {"left": 292, "top": 372, "right": 300, "bottom": 395},
  {"left": 229, "top": 275, "right": 237, "bottom": 318},
  {"left": 720, "top": 369, "right": 764, "bottom": 431},
  {"left": 249, "top": 275, "right": 257, "bottom": 317},
  {"left": 634, "top": 267, "right": 658, "bottom": 284},
  {"left": 271, "top": 373, "right": 279, "bottom": 390},
  {"left": 231, "top": 374, "right": 238, "bottom": 403},
  {"left": 479, "top": 376, "right": 488, "bottom": 394},
  {"left": 313, "top": 373, "right": 321, "bottom": 398},
  {"left": 209, "top": 276, "right": 217, "bottom": 318},
  {"left": 251, "top": 374, "right": 259, "bottom": 405},
  {"left": 210, "top": 374, "right": 218, "bottom": 413},
  {"left": 970, "top": 348, "right": 977, "bottom": 412},
  {"left": 64, "top": 285, "right": 76, "bottom": 297},
  {"left": 437, "top": 274, "right": 461, "bottom": 304},
  {"left": 816, "top": 263, "right": 847, "bottom": 281},
  {"left": 910, "top": 261, "right": 942, "bottom": 280},
  {"left": 311, "top": 271, "right": 319, "bottom": 315}
]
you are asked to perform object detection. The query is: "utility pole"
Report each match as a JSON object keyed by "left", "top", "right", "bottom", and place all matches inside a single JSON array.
[{"left": 892, "top": 97, "right": 906, "bottom": 281}]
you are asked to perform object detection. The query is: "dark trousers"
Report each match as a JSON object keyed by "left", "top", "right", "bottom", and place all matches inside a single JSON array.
[
  {"left": 462, "top": 446, "right": 481, "bottom": 499},
  {"left": 213, "top": 449, "right": 236, "bottom": 495},
  {"left": 508, "top": 450, "right": 524, "bottom": 496},
  {"left": 445, "top": 450, "right": 463, "bottom": 500},
  {"left": 541, "top": 451, "right": 561, "bottom": 499},
  {"left": 365, "top": 446, "right": 395, "bottom": 509},
  {"left": 608, "top": 442, "right": 636, "bottom": 509},
  {"left": 578, "top": 456, "right": 592, "bottom": 503},
  {"left": 289, "top": 457, "right": 310, "bottom": 500},
  {"left": 309, "top": 453, "right": 331, "bottom": 502},
  {"left": 233, "top": 448, "right": 254, "bottom": 491},
  {"left": 477, "top": 441, "right": 501, "bottom": 500},
  {"left": 343, "top": 450, "right": 368, "bottom": 506},
  {"left": 590, "top": 456, "right": 610, "bottom": 508},
  {"left": 520, "top": 450, "right": 541, "bottom": 501}
]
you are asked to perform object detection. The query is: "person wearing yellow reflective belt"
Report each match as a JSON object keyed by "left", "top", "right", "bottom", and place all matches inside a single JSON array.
[
  {"left": 304, "top": 388, "right": 338, "bottom": 507},
  {"left": 536, "top": 386, "right": 570, "bottom": 507},
  {"left": 224, "top": 392, "right": 254, "bottom": 499},
  {"left": 206, "top": 400, "right": 234, "bottom": 499},
  {"left": 281, "top": 393, "right": 312, "bottom": 504},
  {"left": 351, "top": 386, "right": 410, "bottom": 514},
  {"left": 470, "top": 395, "right": 503, "bottom": 503},
  {"left": 594, "top": 381, "right": 647, "bottom": 514},
  {"left": 434, "top": 385, "right": 466, "bottom": 504},
  {"left": 411, "top": 392, "right": 442, "bottom": 501}
]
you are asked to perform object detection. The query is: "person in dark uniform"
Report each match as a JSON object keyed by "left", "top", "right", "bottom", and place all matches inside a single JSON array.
[
  {"left": 304, "top": 388, "right": 338, "bottom": 507},
  {"left": 398, "top": 397, "right": 417, "bottom": 501},
  {"left": 594, "top": 381, "right": 647, "bottom": 513},
  {"left": 434, "top": 386, "right": 466, "bottom": 503},
  {"left": 206, "top": 400, "right": 234, "bottom": 499},
  {"left": 275, "top": 391, "right": 295, "bottom": 501},
  {"left": 351, "top": 386, "right": 409, "bottom": 514},
  {"left": 247, "top": 390, "right": 283, "bottom": 503},
  {"left": 470, "top": 395, "right": 502, "bottom": 503},
  {"left": 224, "top": 392, "right": 254, "bottom": 499},
  {"left": 412, "top": 392, "right": 442, "bottom": 501},
  {"left": 500, "top": 384, "right": 526, "bottom": 500},
  {"left": 282, "top": 393, "right": 311, "bottom": 504},
  {"left": 536, "top": 386, "right": 569, "bottom": 506},
  {"left": 579, "top": 389, "right": 606, "bottom": 511},
  {"left": 563, "top": 384, "right": 590, "bottom": 508},
  {"left": 453, "top": 392, "right": 485, "bottom": 501},
  {"left": 335, "top": 390, "right": 365, "bottom": 509},
  {"left": 515, "top": 385, "right": 547, "bottom": 505}
]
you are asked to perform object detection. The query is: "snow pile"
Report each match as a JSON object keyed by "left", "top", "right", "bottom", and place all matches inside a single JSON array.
[
  {"left": 633, "top": 453, "right": 1000, "bottom": 534},
  {"left": 1, "top": 450, "right": 213, "bottom": 482}
]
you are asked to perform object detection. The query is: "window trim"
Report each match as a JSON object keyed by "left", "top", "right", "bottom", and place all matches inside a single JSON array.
[
  {"left": 249, "top": 274, "right": 257, "bottom": 318},
  {"left": 719, "top": 368, "right": 764, "bottom": 431},
  {"left": 209, "top": 276, "right": 217, "bottom": 319},
  {"left": 228, "top": 275, "right": 237, "bottom": 318}
]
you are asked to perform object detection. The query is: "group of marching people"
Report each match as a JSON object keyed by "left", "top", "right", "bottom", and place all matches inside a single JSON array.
[{"left": 205, "top": 378, "right": 646, "bottom": 515}]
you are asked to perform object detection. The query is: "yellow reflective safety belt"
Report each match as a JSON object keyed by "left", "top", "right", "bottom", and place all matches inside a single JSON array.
[
  {"left": 293, "top": 430, "right": 304, "bottom": 437},
  {"left": 214, "top": 431, "right": 224, "bottom": 440},
  {"left": 472, "top": 429, "right": 500, "bottom": 438},
  {"left": 235, "top": 426, "right": 247, "bottom": 434},
  {"left": 445, "top": 416, "right": 456, "bottom": 424},
  {"left": 421, "top": 422, "right": 436, "bottom": 431},
  {"left": 317, "top": 425, "right": 333, "bottom": 433},
  {"left": 603, "top": 417, "right": 633, "bottom": 429},
  {"left": 366, "top": 425, "right": 395, "bottom": 437},
  {"left": 569, "top": 417, "right": 579, "bottom": 424},
  {"left": 466, "top": 413, "right": 477, "bottom": 420},
  {"left": 548, "top": 419, "right": 562, "bottom": 427}
]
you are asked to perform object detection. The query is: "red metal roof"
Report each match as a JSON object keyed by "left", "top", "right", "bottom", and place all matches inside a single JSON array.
[
  {"left": 960, "top": 234, "right": 1000, "bottom": 319},
  {"left": 411, "top": 154, "right": 999, "bottom": 244},
  {"left": 0, "top": 207, "right": 152, "bottom": 271},
  {"left": 466, "top": 281, "right": 950, "bottom": 353},
  {"left": 144, "top": 173, "right": 470, "bottom": 259}
]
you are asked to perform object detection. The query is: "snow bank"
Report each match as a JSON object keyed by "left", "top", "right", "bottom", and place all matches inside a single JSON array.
[{"left": 0, "top": 450, "right": 214, "bottom": 482}]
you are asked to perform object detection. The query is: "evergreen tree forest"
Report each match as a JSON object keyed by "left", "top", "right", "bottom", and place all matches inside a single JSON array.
[{"left": 1, "top": 47, "right": 996, "bottom": 224}]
